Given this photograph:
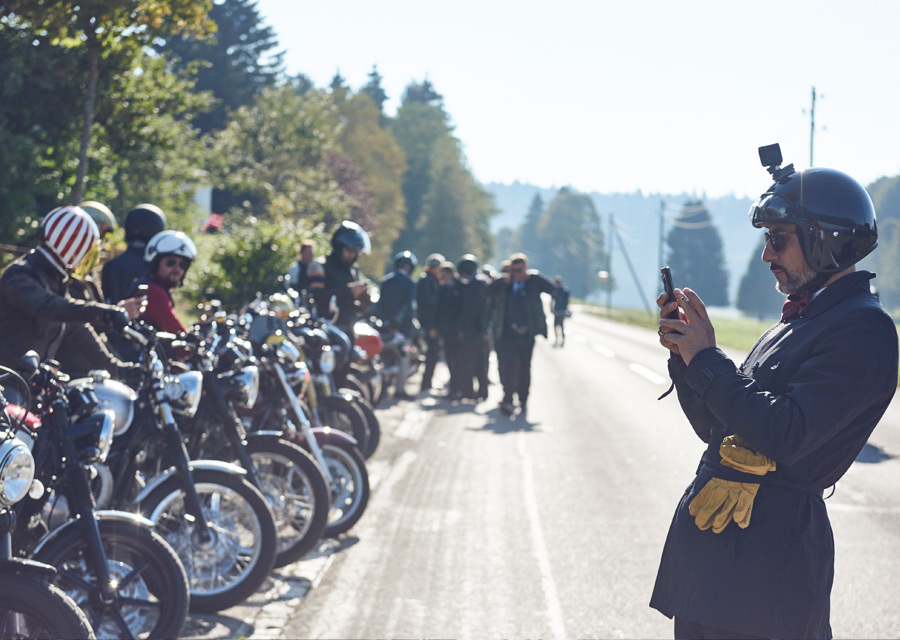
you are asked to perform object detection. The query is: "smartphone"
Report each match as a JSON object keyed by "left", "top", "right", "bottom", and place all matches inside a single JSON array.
[{"left": 660, "top": 266, "right": 679, "bottom": 319}]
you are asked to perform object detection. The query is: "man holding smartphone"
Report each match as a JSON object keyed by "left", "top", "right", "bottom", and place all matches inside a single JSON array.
[{"left": 651, "top": 150, "right": 897, "bottom": 639}]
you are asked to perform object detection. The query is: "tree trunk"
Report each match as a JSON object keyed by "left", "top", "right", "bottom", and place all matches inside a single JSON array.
[{"left": 73, "top": 42, "right": 100, "bottom": 203}]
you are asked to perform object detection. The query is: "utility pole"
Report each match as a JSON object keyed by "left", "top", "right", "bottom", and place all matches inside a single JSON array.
[{"left": 809, "top": 86, "right": 816, "bottom": 166}]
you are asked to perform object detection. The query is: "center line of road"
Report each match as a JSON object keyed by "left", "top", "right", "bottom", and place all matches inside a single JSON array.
[
  {"left": 592, "top": 343, "right": 615, "bottom": 357},
  {"left": 517, "top": 435, "right": 567, "bottom": 639},
  {"left": 628, "top": 363, "right": 668, "bottom": 385}
]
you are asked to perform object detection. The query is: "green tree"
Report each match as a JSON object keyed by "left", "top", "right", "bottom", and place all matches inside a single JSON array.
[
  {"left": 335, "top": 92, "right": 407, "bottom": 277},
  {"left": 156, "top": 0, "right": 283, "bottom": 134},
  {"left": 863, "top": 176, "right": 900, "bottom": 310},
  {"left": 516, "top": 192, "right": 545, "bottom": 263},
  {"left": 735, "top": 236, "right": 783, "bottom": 320},
  {"left": 535, "top": 188, "right": 605, "bottom": 298},
  {"left": 1, "top": 0, "right": 215, "bottom": 201},
  {"left": 208, "top": 86, "right": 349, "bottom": 224},
  {"left": 665, "top": 200, "right": 729, "bottom": 306},
  {"left": 361, "top": 65, "right": 388, "bottom": 119}
]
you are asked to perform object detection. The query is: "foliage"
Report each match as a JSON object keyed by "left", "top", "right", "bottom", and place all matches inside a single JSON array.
[
  {"left": 185, "top": 215, "right": 327, "bottom": 311},
  {"left": 361, "top": 65, "right": 388, "bottom": 120},
  {"left": 735, "top": 236, "right": 783, "bottom": 320},
  {"left": 863, "top": 176, "right": 900, "bottom": 310},
  {"left": 333, "top": 92, "right": 407, "bottom": 277},
  {"left": 665, "top": 200, "right": 729, "bottom": 306},
  {"left": 391, "top": 81, "right": 494, "bottom": 263},
  {"left": 157, "top": 0, "right": 283, "bottom": 133},
  {"left": 208, "top": 86, "right": 349, "bottom": 224},
  {"left": 2, "top": 0, "right": 215, "bottom": 201},
  {"left": 535, "top": 188, "right": 606, "bottom": 298}
]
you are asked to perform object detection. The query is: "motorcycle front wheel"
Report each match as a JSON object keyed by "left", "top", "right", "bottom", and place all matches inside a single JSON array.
[
  {"left": 140, "top": 468, "right": 277, "bottom": 613},
  {"left": 339, "top": 389, "right": 381, "bottom": 459},
  {"left": 33, "top": 519, "right": 189, "bottom": 640},
  {"left": 319, "top": 394, "right": 370, "bottom": 454},
  {"left": 322, "top": 442, "right": 370, "bottom": 537},
  {"left": 245, "top": 436, "right": 330, "bottom": 567},
  {"left": 0, "top": 573, "right": 95, "bottom": 640}
]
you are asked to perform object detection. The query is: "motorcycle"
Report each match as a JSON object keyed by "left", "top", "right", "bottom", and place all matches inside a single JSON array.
[
  {"left": 0, "top": 366, "right": 96, "bottom": 640},
  {"left": 9, "top": 354, "right": 189, "bottom": 639},
  {"left": 179, "top": 318, "right": 331, "bottom": 567},
  {"left": 239, "top": 312, "right": 370, "bottom": 537},
  {"left": 87, "top": 324, "right": 277, "bottom": 613}
]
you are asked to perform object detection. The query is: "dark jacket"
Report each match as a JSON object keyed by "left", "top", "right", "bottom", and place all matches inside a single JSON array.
[
  {"left": 552, "top": 286, "right": 570, "bottom": 316},
  {"left": 437, "top": 277, "right": 463, "bottom": 339},
  {"left": 458, "top": 274, "right": 490, "bottom": 338},
  {"left": 101, "top": 244, "right": 146, "bottom": 304},
  {"left": 416, "top": 272, "right": 442, "bottom": 332},
  {"left": 486, "top": 271, "right": 555, "bottom": 340},
  {"left": 0, "top": 250, "right": 131, "bottom": 375},
  {"left": 650, "top": 271, "right": 898, "bottom": 639},
  {"left": 376, "top": 269, "right": 416, "bottom": 336},
  {"left": 323, "top": 251, "right": 363, "bottom": 336}
]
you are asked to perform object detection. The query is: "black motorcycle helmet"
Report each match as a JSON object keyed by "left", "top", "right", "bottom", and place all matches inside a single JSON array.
[
  {"left": 393, "top": 250, "right": 417, "bottom": 273},
  {"left": 749, "top": 167, "right": 877, "bottom": 275},
  {"left": 331, "top": 220, "right": 371, "bottom": 254},
  {"left": 124, "top": 204, "right": 167, "bottom": 245},
  {"left": 457, "top": 254, "right": 479, "bottom": 278}
]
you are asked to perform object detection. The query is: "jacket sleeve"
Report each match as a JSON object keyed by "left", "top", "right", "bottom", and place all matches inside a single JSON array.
[
  {"left": 682, "top": 311, "right": 898, "bottom": 465},
  {"left": 2, "top": 267, "right": 116, "bottom": 326},
  {"left": 668, "top": 353, "right": 717, "bottom": 443},
  {"left": 57, "top": 323, "right": 139, "bottom": 378}
]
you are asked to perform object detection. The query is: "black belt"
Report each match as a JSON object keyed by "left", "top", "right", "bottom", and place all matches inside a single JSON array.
[{"left": 697, "top": 459, "right": 825, "bottom": 499}]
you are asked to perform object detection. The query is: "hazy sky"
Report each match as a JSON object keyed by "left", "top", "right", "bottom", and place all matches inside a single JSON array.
[{"left": 255, "top": 0, "right": 900, "bottom": 199}]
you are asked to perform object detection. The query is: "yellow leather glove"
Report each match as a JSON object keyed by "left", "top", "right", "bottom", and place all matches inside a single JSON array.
[{"left": 688, "top": 436, "right": 776, "bottom": 533}]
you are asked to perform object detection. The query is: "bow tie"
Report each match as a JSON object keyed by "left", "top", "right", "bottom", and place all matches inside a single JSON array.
[{"left": 781, "top": 292, "right": 812, "bottom": 322}]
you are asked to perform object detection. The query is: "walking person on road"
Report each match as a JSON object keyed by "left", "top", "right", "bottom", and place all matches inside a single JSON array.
[
  {"left": 550, "top": 275, "right": 570, "bottom": 347},
  {"left": 487, "top": 252, "right": 554, "bottom": 416},
  {"left": 651, "top": 147, "right": 898, "bottom": 640},
  {"left": 416, "top": 253, "right": 445, "bottom": 394}
]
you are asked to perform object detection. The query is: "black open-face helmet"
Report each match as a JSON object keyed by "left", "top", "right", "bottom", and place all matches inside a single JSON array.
[
  {"left": 393, "top": 250, "right": 417, "bottom": 273},
  {"left": 331, "top": 220, "right": 371, "bottom": 254},
  {"left": 749, "top": 167, "right": 877, "bottom": 275},
  {"left": 457, "top": 254, "right": 479, "bottom": 278},
  {"left": 124, "top": 203, "right": 167, "bottom": 244}
]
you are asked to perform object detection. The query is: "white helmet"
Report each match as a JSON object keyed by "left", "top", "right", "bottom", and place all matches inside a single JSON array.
[
  {"left": 144, "top": 230, "right": 197, "bottom": 263},
  {"left": 40, "top": 206, "right": 101, "bottom": 277}
]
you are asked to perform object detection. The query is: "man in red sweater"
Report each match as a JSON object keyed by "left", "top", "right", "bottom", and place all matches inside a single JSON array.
[{"left": 132, "top": 230, "right": 196, "bottom": 335}]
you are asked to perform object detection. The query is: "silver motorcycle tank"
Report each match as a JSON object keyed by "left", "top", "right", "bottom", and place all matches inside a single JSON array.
[{"left": 69, "top": 377, "right": 136, "bottom": 436}]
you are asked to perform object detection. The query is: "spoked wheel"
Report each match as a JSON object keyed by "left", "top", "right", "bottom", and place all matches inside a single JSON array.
[
  {"left": 0, "top": 573, "right": 95, "bottom": 640},
  {"left": 140, "top": 469, "right": 277, "bottom": 613},
  {"left": 322, "top": 442, "right": 370, "bottom": 537},
  {"left": 33, "top": 519, "right": 188, "bottom": 640},
  {"left": 319, "top": 394, "right": 369, "bottom": 454},
  {"left": 245, "top": 436, "right": 330, "bottom": 567},
  {"left": 339, "top": 388, "right": 380, "bottom": 458}
]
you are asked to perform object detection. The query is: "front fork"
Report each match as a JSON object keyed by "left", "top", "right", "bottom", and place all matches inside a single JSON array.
[
  {"left": 272, "top": 364, "right": 334, "bottom": 485},
  {"left": 160, "top": 403, "right": 213, "bottom": 544}
]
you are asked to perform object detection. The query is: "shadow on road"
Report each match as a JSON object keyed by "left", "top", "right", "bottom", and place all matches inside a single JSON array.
[
  {"left": 472, "top": 407, "right": 541, "bottom": 434},
  {"left": 855, "top": 442, "right": 894, "bottom": 463}
]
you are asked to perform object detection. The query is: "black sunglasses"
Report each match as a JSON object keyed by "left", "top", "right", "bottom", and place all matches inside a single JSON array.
[
  {"left": 764, "top": 230, "right": 797, "bottom": 253},
  {"left": 163, "top": 257, "right": 190, "bottom": 269}
]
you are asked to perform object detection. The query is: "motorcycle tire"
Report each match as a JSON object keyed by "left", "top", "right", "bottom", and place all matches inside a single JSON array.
[
  {"left": 33, "top": 519, "right": 189, "bottom": 640},
  {"left": 320, "top": 394, "right": 370, "bottom": 454},
  {"left": 245, "top": 435, "right": 330, "bottom": 567},
  {"left": 339, "top": 388, "right": 381, "bottom": 459},
  {"left": 322, "top": 442, "right": 370, "bottom": 537},
  {"left": 140, "top": 468, "right": 277, "bottom": 613},
  {"left": 0, "top": 573, "right": 96, "bottom": 640},
  {"left": 343, "top": 369, "right": 373, "bottom": 405}
]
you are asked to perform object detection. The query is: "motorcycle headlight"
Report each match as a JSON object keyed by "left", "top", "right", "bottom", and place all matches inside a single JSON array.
[
  {"left": 319, "top": 346, "right": 335, "bottom": 374},
  {"left": 0, "top": 436, "right": 35, "bottom": 506},
  {"left": 277, "top": 341, "right": 301, "bottom": 363},
  {"left": 165, "top": 371, "right": 204, "bottom": 418},
  {"left": 231, "top": 365, "right": 260, "bottom": 409}
]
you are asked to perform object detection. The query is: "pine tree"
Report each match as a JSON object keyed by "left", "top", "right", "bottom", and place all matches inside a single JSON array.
[
  {"left": 361, "top": 65, "right": 388, "bottom": 117},
  {"left": 665, "top": 200, "right": 729, "bottom": 306},
  {"left": 736, "top": 237, "right": 783, "bottom": 319}
]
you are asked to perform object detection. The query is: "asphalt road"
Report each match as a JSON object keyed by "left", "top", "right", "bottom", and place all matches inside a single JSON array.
[{"left": 183, "top": 310, "right": 900, "bottom": 639}]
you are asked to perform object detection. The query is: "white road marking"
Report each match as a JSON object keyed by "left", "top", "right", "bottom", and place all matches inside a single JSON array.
[
  {"left": 517, "top": 435, "right": 567, "bottom": 639},
  {"left": 592, "top": 343, "right": 616, "bottom": 357},
  {"left": 628, "top": 362, "right": 667, "bottom": 385},
  {"left": 827, "top": 503, "right": 900, "bottom": 514}
]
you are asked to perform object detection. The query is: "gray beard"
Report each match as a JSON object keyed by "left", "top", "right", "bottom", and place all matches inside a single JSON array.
[{"left": 774, "top": 261, "right": 818, "bottom": 296}]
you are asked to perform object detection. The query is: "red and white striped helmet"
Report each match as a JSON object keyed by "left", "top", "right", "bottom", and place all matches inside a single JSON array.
[{"left": 40, "top": 206, "right": 100, "bottom": 271}]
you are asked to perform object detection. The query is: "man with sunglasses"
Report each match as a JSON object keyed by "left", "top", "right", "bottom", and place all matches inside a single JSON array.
[
  {"left": 651, "top": 151, "right": 897, "bottom": 640},
  {"left": 131, "top": 230, "right": 197, "bottom": 336},
  {"left": 487, "top": 252, "right": 554, "bottom": 415}
]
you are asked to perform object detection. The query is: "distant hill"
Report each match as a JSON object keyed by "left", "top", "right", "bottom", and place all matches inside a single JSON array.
[{"left": 483, "top": 181, "right": 757, "bottom": 311}]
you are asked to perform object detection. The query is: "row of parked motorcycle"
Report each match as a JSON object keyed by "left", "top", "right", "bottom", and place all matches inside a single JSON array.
[{"left": 0, "top": 285, "right": 410, "bottom": 639}]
